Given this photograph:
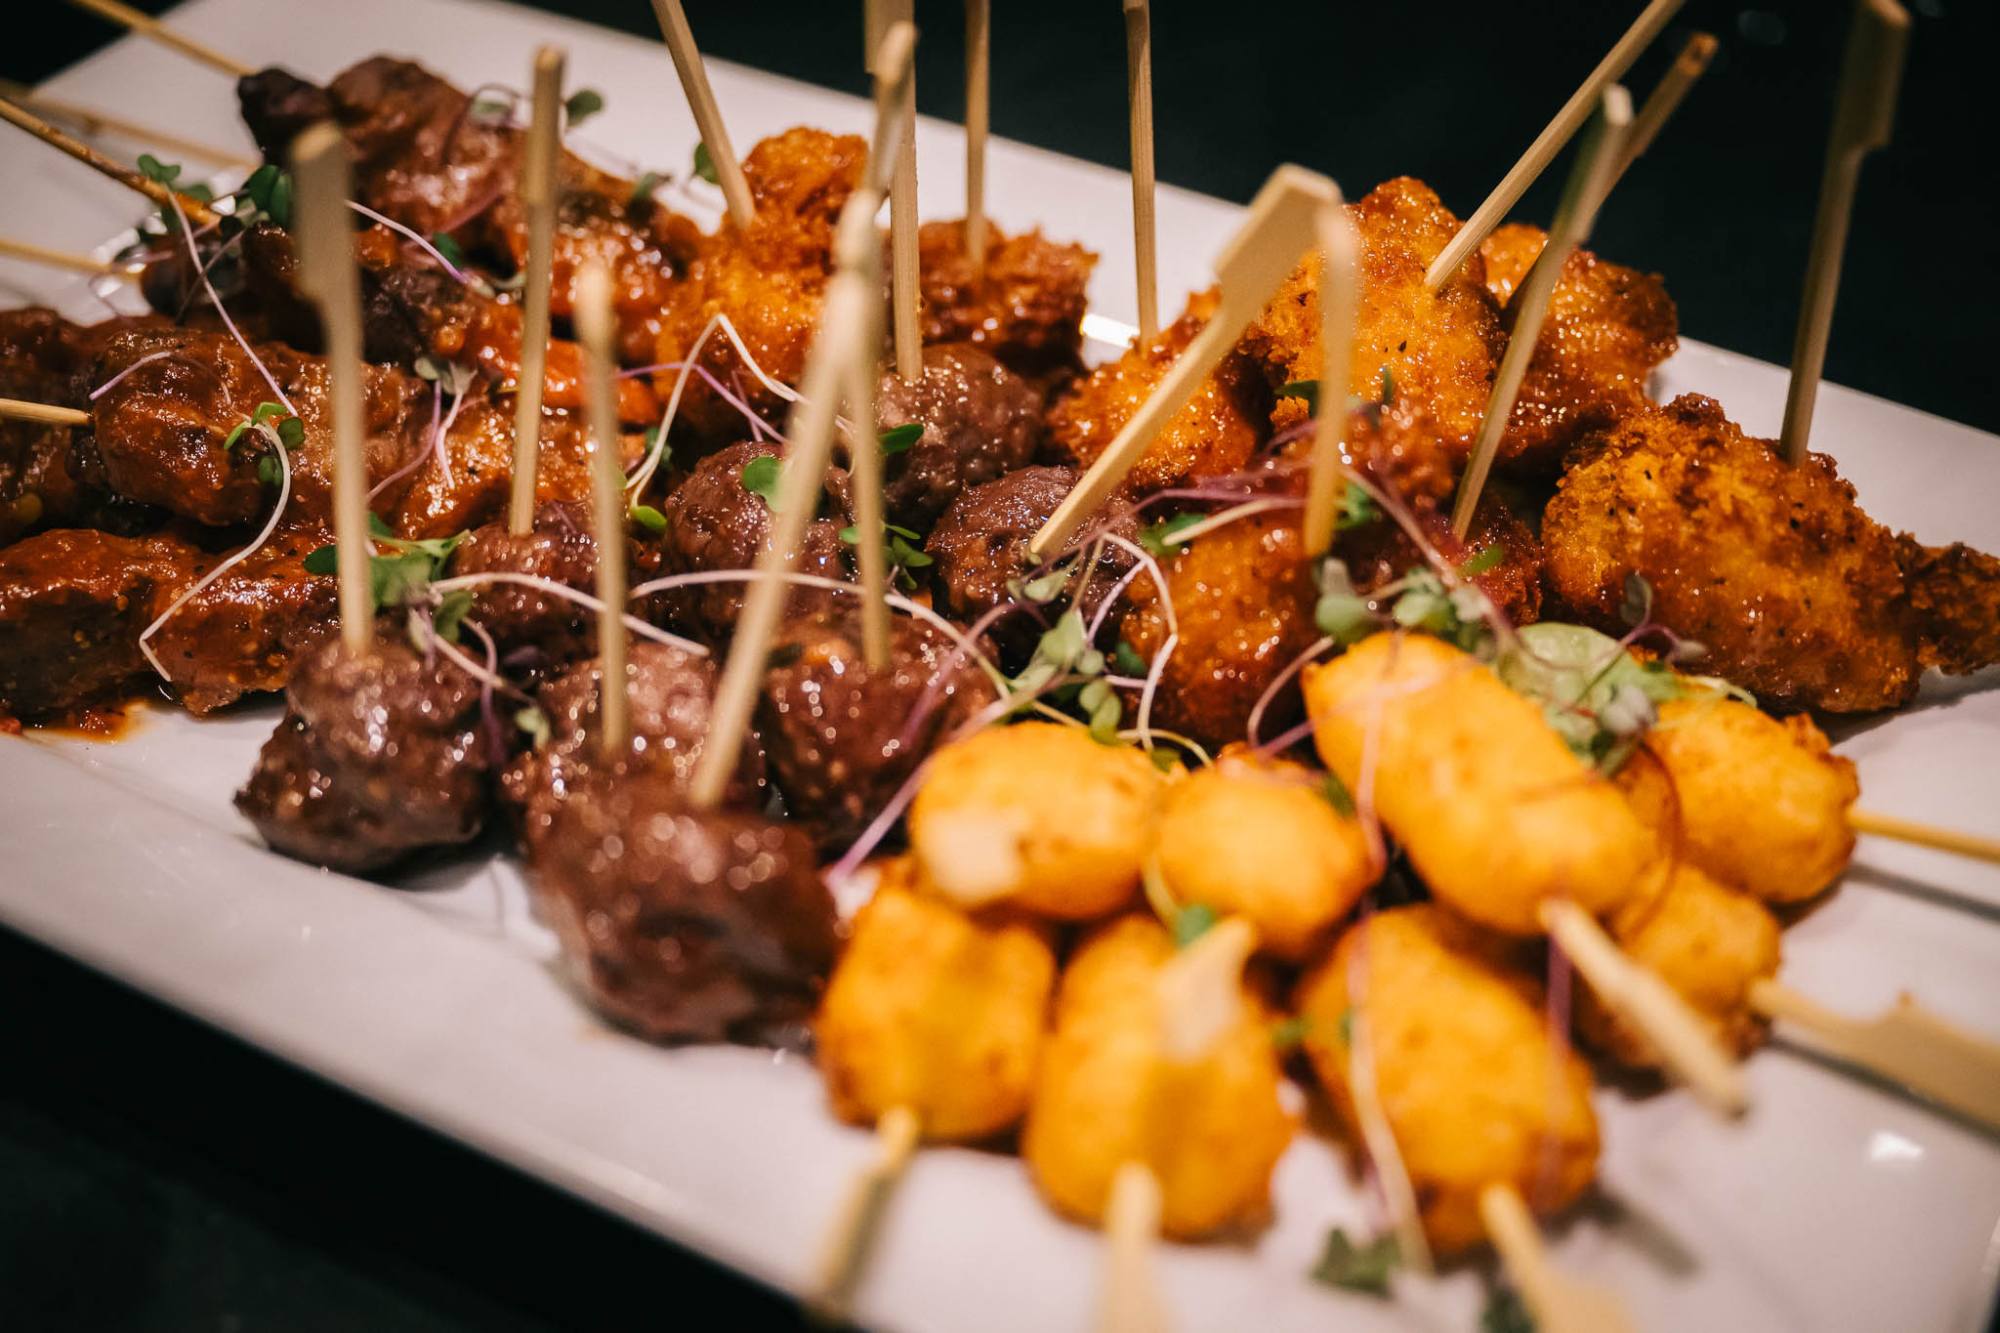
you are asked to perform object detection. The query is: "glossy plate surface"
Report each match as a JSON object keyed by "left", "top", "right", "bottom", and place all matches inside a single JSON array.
[{"left": 1, "top": 2, "right": 1997, "bottom": 1329}]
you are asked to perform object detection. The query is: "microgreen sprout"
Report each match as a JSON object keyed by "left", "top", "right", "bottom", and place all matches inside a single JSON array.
[
  {"left": 1138, "top": 512, "right": 1202, "bottom": 558},
  {"left": 692, "top": 141, "right": 719, "bottom": 185},
  {"left": 563, "top": 89, "right": 606, "bottom": 128},
  {"left": 304, "top": 515, "right": 467, "bottom": 615},
  {"left": 1279, "top": 379, "right": 1319, "bottom": 412},
  {"left": 739, "top": 453, "right": 783, "bottom": 510},
  {"left": 878, "top": 422, "right": 923, "bottom": 455},
  {"left": 629, "top": 170, "right": 666, "bottom": 208},
  {"left": 629, "top": 502, "right": 668, "bottom": 534},
  {"left": 1311, "top": 1228, "right": 1401, "bottom": 1297},
  {"left": 1172, "top": 902, "right": 1218, "bottom": 948},
  {"left": 840, "top": 519, "right": 933, "bottom": 590}
]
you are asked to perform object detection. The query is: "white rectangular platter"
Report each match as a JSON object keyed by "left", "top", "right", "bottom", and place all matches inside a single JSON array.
[{"left": 2, "top": 2, "right": 1997, "bottom": 1330}]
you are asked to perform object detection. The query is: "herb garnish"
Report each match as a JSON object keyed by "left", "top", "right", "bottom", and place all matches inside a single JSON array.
[
  {"left": 1378, "top": 364, "right": 1396, "bottom": 404},
  {"left": 629, "top": 503, "right": 668, "bottom": 534},
  {"left": 303, "top": 514, "right": 467, "bottom": 618},
  {"left": 1172, "top": 902, "right": 1218, "bottom": 948},
  {"left": 1320, "top": 770, "right": 1355, "bottom": 817},
  {"left": 1481, "top": 1286, "right": 1536, "bottom": 1333},
  {"left": 739, "top": 454, "right": 783, "bottom": 510},
  {"left": 1269, "top": 1016, "right": 1311, "bottom": 1051},
  {"left": 239, "top": 164, "right": 294, "bottom": 229},
  {"left": 629, "top": 170, "right": 665, "bottom": 207},
  {"left": 1460, "top": 544, "right": 1504, "bottom": 577},
  {"left": 1310, "top": 1228, "right": 1401, "bottom": 1296},
  {"left": 878, "top": 422, "right": 923, "bottom": 455},
  {"left": 430, "top": 231, "right": 467, "bottom": 268},
  {"left": 692, "top": 141, "right": 719, "bottom": 185},
  {"left": 1112, "top": 639, "right": 1148, "bottom": 677},
  {"left": 562, "top": 89, "right": 606, "bottom": 128},
  {"left": 1279, "top": 379, "right": 1319, "bottom": 412},
  {"left": 1139, "top": 512, "right": 1202, "bottom": 558},
  {"left": 840, "top": 520, "right": 932, "bottom": 590}
]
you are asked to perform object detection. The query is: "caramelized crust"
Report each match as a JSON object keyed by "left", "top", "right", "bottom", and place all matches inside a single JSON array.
[{"left": 917, "top": 219, "right": 1096, "bottom": 377}]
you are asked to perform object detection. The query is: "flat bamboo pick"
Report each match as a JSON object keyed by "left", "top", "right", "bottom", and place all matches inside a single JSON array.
[
  {"left": 809, "top": 1105, "right": 920, "bottom": 1321},
  {"left": 1541, "top": 897, "right": 1748, "bottom": 1116},
  {"left": 1780, "top": 0, "right": 1911, "bottom": 464},
  {"left": 882, "top": 0, "right": 922, "bottom": 383},
  {"left": 0, "top": 81, "right": 256, "bottom": 170},
  {"left": 962, "top": 0, "right": 991, "bottom": 277},
  {"left": 867, "top": 22, "right": 919, "bottom": 197},
  {"left": 1155, "top": 916, "right": 1258, "bottom": 1061},
  {"left": 507, "top": 47, "right": 565, "bottom": 538},
  {"left": 1849, "top": 808, "right": 2000, "bottom": 866},
  {"left": 1100, "top": 1162, "right": 1166, "bottom": 1333},
  {"left": 1030, "top": 164, "right": 1339, "bottom": 558},
  {"left": 0, "top": 95, "right": 220, "bottom": 227},
  {"left": 575, "top": 263, "right": 629, "bottom": 754},
  {"left": 1450, "top": 87, "right": 1632, "bottom": 542},
  {"left": 0, "top": 398, "right": 90, "bottom": 427},
  {"left": 1123, "top": 0, "right": 1159, "bottom": 342},
  {"left": 688, "top": 204, "right": 877, "bottom": 809},
  {"left": 0, "top": 236, "right": 134, "bottom": 279},
  {"left": 1748, "top": 980, "right": 2000, "bottom": 1132},
  {"left": 1478, "top": 1184, "right": 1638, "bottom": 1333},
  {"left": 289, "top": 123, "right": 370, "bottom": 657},
  {"left": 1604, "top": 33, "right": 1717, "bottom": 192},
  {"left": 1423, "top": 0, "right": 1681, "bottom": 292},
  {"left": 1302, "top": 200, "right": 1361, "bottom": 557},
  {"left": 648, "top": 0, "right": 754, "bottom": 231},
  {"left": 65, "top": 0, "right": 255, "bottom": 80}
]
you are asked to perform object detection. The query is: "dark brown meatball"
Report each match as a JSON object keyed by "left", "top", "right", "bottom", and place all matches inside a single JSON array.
[
  {"left": 872, "top": 343, "right": 1043, "bottom": 534},
  {"left": 235, "top": 628, "right": 491, "bottom": 873},
  {"left": 451, "top": 501, "right": 598, "bottom": 674},
  {"left": 527, "top": 766, "right": 838, "bottom": 1047},
  {"left": 923, "top": 465, "right": 1139, "bottom": 664},
  {"left": 659, "top": 440, "right": 850, "bottom": 641},
  {"left": 501, "top": 642, "right": 767, "bottom": 854},
  {"left": 757, "top": 612, "right": 992, "bottom": 847}
]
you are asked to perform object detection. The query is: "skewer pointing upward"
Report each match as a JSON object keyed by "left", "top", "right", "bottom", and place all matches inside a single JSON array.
[
  {"left": 1605, "top": 32, "right": 1717, "bottom": 193},
  {"left": 65, "top": 0, "right": 255, "bottom": 79},
  {"left": 0, "top": 95, "right": 220, "bottom": 227},
  {"left": 290, "top": 123, "right": 371, "bottom": 657},
  {"left": 962, "top": 0, "right": 991, "bottom": 278},
  {"left": 1423, "top": 0, "right": 1681, "bottom": 292},
  {"left": 1301, "top": 200, "right": 1361, "bottom": 558},
  {"left": 508, "top": 46, "right": 565, "bottom": 537},
  {"left": 877, "top": 0, "right": 923, "bottom": 384},
  {"left": 1123, "top": 0, "right": 1159, "bottom": 342},
  {"left": 576, "top": 262, "right": 630, "bottom": 755},
  {"left": 648, "top": 0, "right": 755, "bottom": 231},
  {"left": 1479, "top": 1184, "right": 1638, "bottom": 1333},
  {"left": 1780, "top": 0, "right": 1910, "bottom": 464}
]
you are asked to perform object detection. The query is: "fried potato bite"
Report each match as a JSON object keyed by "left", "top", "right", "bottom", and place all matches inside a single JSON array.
[
  {"left": 1477, "top": 223, "right": 1677, "bottom": 471},
  {"left": 909, "top": 721, "right": 1161, "bottom": 919},
  {"left": 1295, "top": 905, "right": 1599, "bottom": 1256},
  {"left": 1543, "top": 394, "right": 2000, "bottom": 712},
  {"left": 1241, "top": 178, "right": 1504, "bottom": 456},
  {"left": 1022, "top": 915, "right": 1294, "bottom": 1239},
  {"left": 1618, "top": 697, "right": 1859, "bottom": 903},
  {"left": 815, "top": 860, "right": 1056, "bottom": 1141},
  {"left": 1153, "top": 747, "right": 1378, "bottom": 960},
  {"left": 1302, "top": 632, "right": 1652, "bottom": 935},
  {"left": 1045, "top": 287, "right": 1272, "bottom": 490},
  {"left": 1578, "top": 862, "right": 1782, "bottom": 1067}
]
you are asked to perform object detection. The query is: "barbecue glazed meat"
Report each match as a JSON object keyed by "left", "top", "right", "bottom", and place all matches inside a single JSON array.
[
  {"left": 502, "top": 641, "right": 767, "bottom": 854},
  {"left": 657, "top": 440, "right": 851, "bottom": 641},
  {"left": 916, "top": 219, "right": 1096, "bottom": 379},
  {"left": 1046, "top": 286, "right": 1272, "bottom": 490},
  {"left": 757, "top": 611, "right": 992, "bottom": 846},
  {"left": 385, "top": 394, "right": 626, "bottom": 541},
  {"left": 873, "top": 342, "right": 1045, "bottom": 533},
  {"left": 1543, "top": 394, "right": 2000, "bottom": 711},
  {"left": 447, "top": 501, "right": 599, "bottom": 672},
  {"left": 1478, "top": 223, "right": 1677, "bottom": 469},
  {"left": 148, "top": 524, "right": 340, "bottom": 714},
  {"left": 235, "top": 624, "right": 491, "bottom": 872},
  {"left": 1242, "top": 177, "right": 1504, "bottom": 456},
  {"left": 527, "top": 765, "right": 839, "bottom": 1046},
  {"left": 0, "top": 528, "right": 199, "bottom": 721}
]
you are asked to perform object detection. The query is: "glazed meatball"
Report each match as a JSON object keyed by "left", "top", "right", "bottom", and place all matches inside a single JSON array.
[
  {"left": 527, "top": 765, "right": 839, "bottom": 1047},
  {"left": 235, "top": 627, "right": 491, "bottom": 874},
  {"left": 451, "top": 501, "right": 598, "bottom": 673},
  {"left": 872, "top": 342, "right": 1044, "bottom": 534}
]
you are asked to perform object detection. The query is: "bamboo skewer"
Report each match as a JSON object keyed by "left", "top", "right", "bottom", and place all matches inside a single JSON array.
[
  {"left": 0, "top": 398, "right": 90, "bottom": 427},
  {"left": 648, "top": 0, "right": 755, "bottom": 231},
  {"left": 1780, "top": 0, "right": 1911, "bottom": 464},
  {"left": 1450, "top": 87, "right": 1632, "bottom": 542},
  {"left": 809, "top": 1105, "right": 920, "bottom": 1321},
  {"left": 962, "top": 0, "right": 990, "bottom": 276},
  {"left": 1605, "top": 33, "right": 1717, "bottom": 192},
  {"left": 290, "top": 123, "right": 370, "bottom": 657},
  {"left": 1478, "top": 1184, "right": 1638, "bottom": 1333},
  {"left": 1030, "top": 164, "right": 1339, "bottom": 559},
  {"left": 866, "top": 23, "right": 919, "bottom": 196},
  {"left": 1850, "top": 809, "right": 2000, "bottom": 866},
  {"left": 507, "top": 47, "right": 565, "bottom": 538},
  {"left": 0, "top": 81, "right": 256, "bottom": 170},
  {"left": 573, "top": 262, "right": 629, "bottom": 754},
  {"left": 1099, "top": 1162, "right": 1166, "bottom": 1333},
  {"left": 840, "top": 222, "right": 892, "bottom": 670},
  {"left": 65, "top": 0, "right": 255, "bottom": 80},
  {"left": 1423, "top": 0, "right": 1681, "bottom": 292},
  {"left": 0, "top": 235, "right": 137, "bottom": 280},
  {"left": 880, "top": 0, "right": 922, "bottom": 383},
  {"left": 1748, "top": 981, "right": 2000, "bottom": 1133},
  {"left": 0, "top": 95, "right": 220, "bottom": 227},
  {"left": 1122, "top": 0, "right": 1159, "bottom": 342},
  {"left": 1301, "top": 200, "right": 1361, "bottom": 557}
]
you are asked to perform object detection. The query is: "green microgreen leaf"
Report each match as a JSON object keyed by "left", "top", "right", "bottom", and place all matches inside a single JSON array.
[
  {"left": 515, "top": 705, "right": 552, "bottom": 750},
  {"left": 1378, "top": 364, "right": 1396, "bottom": 404},
  {"left": 692, "top": 141, "right": 719, "bottom": 185},
  {"left": 629, "top": 502, "right": 668, "bottom": 534},
  {"left": 563, "top": 89, "right": 606, "bottom": 127},
  {"left": 1139, "top": 512, "right": 1202, "bottom": 559},
  {"left": 1172, "top": 902, "right": 1218, "bottom": 948},
  {"left": 432, "top": 588, "right": 474, "bottom": 642},
  {"left": 136, "top": 154, "right": 181, "bottom": 186},
  {"left": 1337, "top": 484, "right": 1380, "bottom": 531},
  {"left": 1481, "top": 1286, "right": 1536, "bottom": 1333},
  {"left": 1078, "top": 676, "right": 1121, "bottom": 743},
  {"left": 430, "top": 231, "right": 466, "bottom": 268},
  {"left": 1460, "top": 544, "right": 1504, "bottom": 577},
  {"left": 223, "top": 421, "right": 251, "bottom": 451},
  {"left": 629, "top": 170, "right": 664, "bottom": 207},
  {"left": 1269, "top": 1016, "right": 1312, "bottom": 1051},
  {"left": 275, "top": 415, "right": 305, "bottom": 449},
  {"left": 1320, "top": 771, "right": 1355, "bottom": 817},
  {"left": 1279, "top": 379, "right": 1319, "bottom": 412},
  {"left": 1619, "top": 570, "right": 1654, "bottom": 628},
  {"left": 1311, "top": 1228, "right": 1401, "bottom": 1297},
  {"left": 302, "top": 543, "right": 336, "bottom": 575},
  {"left": 256, "top": 454, "right": 282, "bottom": 487},
  {"left": 253, "top": 401, "right": 287, "bottom": 425},
  {"left": 1112, "top": 639, "right": 1147, "bottom": 677},
  {"left": 879, "top": 422, "right": 923, "bottom": 455},
  {"left": 242, "top": 164, "right": 294, "bottom": 229},
  {"left": 740, "top": 453, "right": 782, "bottom": 510},
  {"left": 1314, "top": 558, "right": 1378, "bottom": 645},
  {"left": 1013, "top": 567, "right": 1071, "bottom": 604},
  {"left": 470, "top": 95, "right": 514, "bottom": 121}
]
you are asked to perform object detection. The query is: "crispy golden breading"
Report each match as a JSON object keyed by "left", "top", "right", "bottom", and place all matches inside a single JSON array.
[
  {"left": 1022, "top": 915, "right": 1294, "bottom": 1239},
  {"left": 1478, "top": 223, "right": 1677, "bottom": 471},
  {"left": 1241, "top": 178, "right": 1504, "bottom": 456},
  {"left": 815, "top": 860, "right": 1055, "bottom": 1141},
  {"left": 1295, "top": 905, "right": 1599, "bottom": 1256},
  {"left": 1543, "top": 394, "right": 2000, "bottom": 711},
  {"left": 1579, "top": 862, "right": 1781, "bottom": 1067},
  {"left": 1619, "top": 697, "right": 1858, "bottom": 903},
  {"left": 1045, "top": 287, "right": 1272, "bottom": 489},
  {"left": 917, "top": 220, "right": 1097, "bottom": 377}
]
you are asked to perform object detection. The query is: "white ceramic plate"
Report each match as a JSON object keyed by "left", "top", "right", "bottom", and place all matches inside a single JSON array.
[{"left": 3, "top": 2, "right": 1998, "bottom": 1330}]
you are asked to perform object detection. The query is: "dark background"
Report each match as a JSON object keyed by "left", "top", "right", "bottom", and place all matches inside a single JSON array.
[{"left": 4, "top": 2, "right": 1995, "bottom": 1330}]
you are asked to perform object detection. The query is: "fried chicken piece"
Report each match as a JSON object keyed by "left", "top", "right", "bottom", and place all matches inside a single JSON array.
[
  {"left": 1241, "top": 177, "right": 1504, "bottom": 456},
  {"left": 1045, "top": 287, "right": 1272, "bottom": 490},
  {"left": 917, "top": 219, "right": 1096, "bottom": 378},
  {"left": 1478, "top": 223, "right": 1677, "bottom": 470},
  {"left": 1544, "top": 394, "right": 2000, "bottom": 711}
]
